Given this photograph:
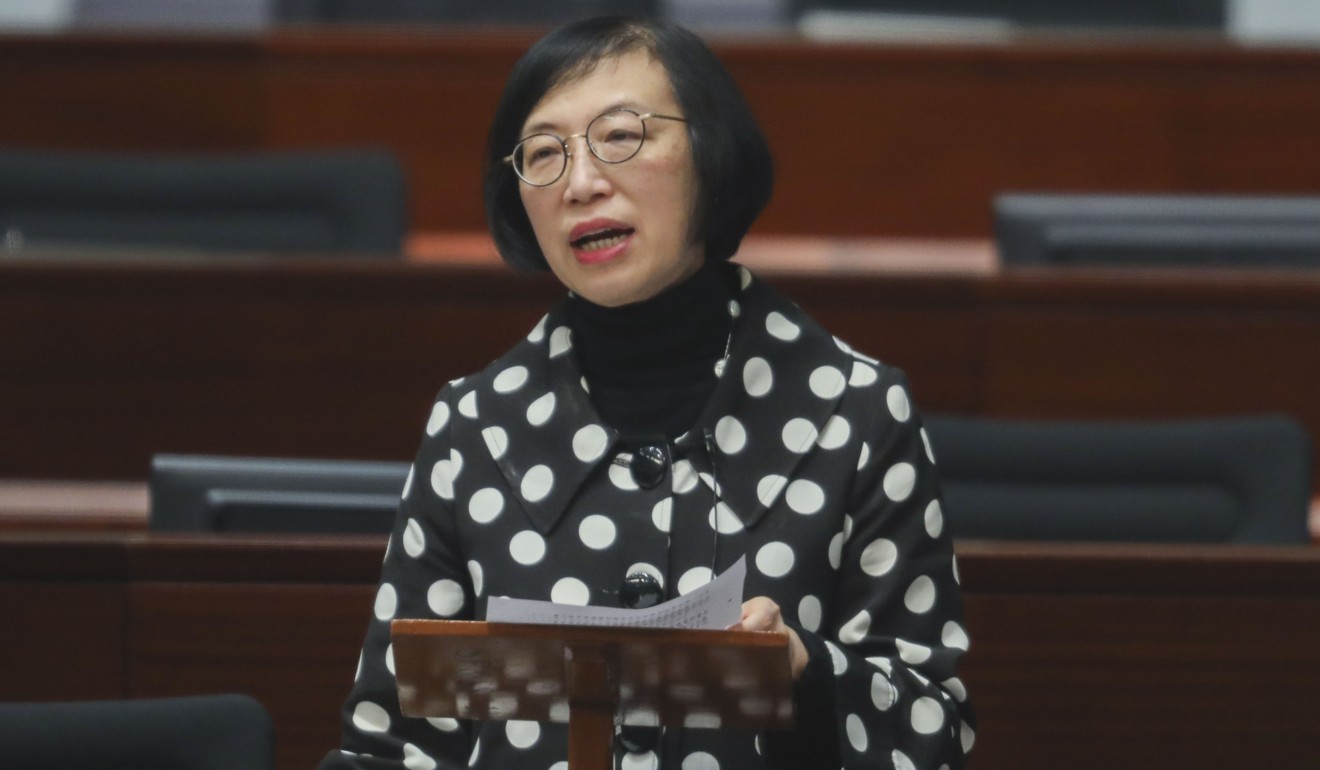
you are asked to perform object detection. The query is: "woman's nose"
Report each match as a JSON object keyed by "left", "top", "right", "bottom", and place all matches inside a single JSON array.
[{"left": 562, "top": 136, "right": 611, "bottom": 203}]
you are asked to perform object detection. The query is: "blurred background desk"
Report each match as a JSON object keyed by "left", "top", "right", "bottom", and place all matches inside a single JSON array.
[
  {"left": 3, "top": 241, "right": 1319, "bottom": 496},
  {"left": 2, "top": 530, "right": 1316, "bottom": 770}
]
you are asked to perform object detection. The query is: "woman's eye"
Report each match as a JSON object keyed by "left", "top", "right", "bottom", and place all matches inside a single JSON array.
[{"left": 525, "top": 146, "right": 559, "bottom": 166}]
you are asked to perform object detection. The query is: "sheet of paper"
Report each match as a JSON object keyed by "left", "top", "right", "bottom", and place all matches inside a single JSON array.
[{"left": 485, "top": 556, "right": 746, "bottom": 630}]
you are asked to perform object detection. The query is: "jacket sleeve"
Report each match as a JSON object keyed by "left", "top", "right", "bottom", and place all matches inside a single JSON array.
[
  {"left": 769, "top": 364, "right": 975, "bottom": 770},
  {"left": 318, "top": 386, "right": 477, "bottom": 770}
]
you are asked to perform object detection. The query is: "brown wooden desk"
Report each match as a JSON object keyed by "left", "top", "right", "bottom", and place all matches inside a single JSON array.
[
  {"left": 2, "top": 531, "right": 1316, "bottom": 770},
  {"left": 4, "top": 248, "right": 1320, "bottom": 493},
  {"left": 4, "top": 29, "right": 1320, "bottom": 237}
]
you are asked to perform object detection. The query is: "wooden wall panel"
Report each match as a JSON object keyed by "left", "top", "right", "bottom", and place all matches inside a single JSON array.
[
  {"left": 4, "top": 32, "right": 1320, "bottom": 237},
  {"left": 130, "top": 582, "right": 376, "bottom": 770}
]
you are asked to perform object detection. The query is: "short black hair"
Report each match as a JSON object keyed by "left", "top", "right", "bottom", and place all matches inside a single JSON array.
[{"left": 483, "top": 16, "right": 774, "bottom": 271}]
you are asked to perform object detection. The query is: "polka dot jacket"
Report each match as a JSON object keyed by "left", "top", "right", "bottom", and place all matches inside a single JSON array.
[{"left": 321, "top": 266, "right": 974, "bottom": 770}]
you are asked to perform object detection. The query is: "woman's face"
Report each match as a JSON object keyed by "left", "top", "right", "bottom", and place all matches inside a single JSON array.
[{"left": 517, "top": 50, "right": 704, "bottom": 308}]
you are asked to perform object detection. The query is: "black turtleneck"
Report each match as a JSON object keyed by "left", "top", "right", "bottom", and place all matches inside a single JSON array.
[{"left": 566, "top": 260, "right": 733, "bottom": 444}]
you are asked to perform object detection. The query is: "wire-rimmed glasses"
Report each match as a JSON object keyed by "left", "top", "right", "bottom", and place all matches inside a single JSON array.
[{"left": 504, "top": 108, "right": 687, "bottom": 187}]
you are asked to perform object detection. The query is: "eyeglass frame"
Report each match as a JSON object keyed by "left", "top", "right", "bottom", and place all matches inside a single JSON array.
[{"left": 503, "top": 108, "right": 688, "bottom": 187}]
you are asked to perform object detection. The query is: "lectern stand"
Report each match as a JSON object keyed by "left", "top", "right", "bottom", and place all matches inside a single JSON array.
[{"left": 392, "top": 619, "right": 794, "bottom": 770}]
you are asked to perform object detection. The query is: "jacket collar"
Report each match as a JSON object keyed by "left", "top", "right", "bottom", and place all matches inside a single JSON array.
[{"left": 475, "top": 266, "right": 854, "bottom": 535}]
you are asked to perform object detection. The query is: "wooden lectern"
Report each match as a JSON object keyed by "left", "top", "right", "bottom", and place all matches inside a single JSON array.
[{"left": 392, "top": 619, "right": 794, "bottom": 770}]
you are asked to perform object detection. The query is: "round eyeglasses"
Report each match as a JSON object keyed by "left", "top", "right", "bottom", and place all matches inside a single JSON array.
[{"left": 504, "top": 108, "right": 687, "bottom": 187}]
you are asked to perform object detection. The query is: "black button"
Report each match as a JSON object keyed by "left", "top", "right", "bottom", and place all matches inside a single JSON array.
[
  {"left": 617, "top": 724, "right": 660, "bottom": 754},
  {"left": 620, "top": 571, "right": 663, "bottom": 610},
  {"left": 630, "top": 445, "right": 668, "bottom": 489}
]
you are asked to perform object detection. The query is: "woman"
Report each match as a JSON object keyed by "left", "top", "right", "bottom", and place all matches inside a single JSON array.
[{"left": 322, "top": 15, "right": 973, "bottom": 770}]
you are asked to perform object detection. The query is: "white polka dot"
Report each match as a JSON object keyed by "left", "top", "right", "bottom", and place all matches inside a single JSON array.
[
  {"left": 427, "top": 579, "right": 464, "bottom": 616},
  {"left": 911, "top": 697, "right": 945, "bottom": 734},
  {"left": 871, "top": 672, "right": 896, "bottom": 711},
  {"left": 493, "top": 366, "right": 528, "bottom": 394},
  {"left": 550, "top": 763, "right": 569, "bottom": 770},
  {"left": 671, "top": 459, "right": 698, "bottom": 493},
  {"left": 897, "top": 638, "right": 933, "bottom": 664},
  {"left": 755, "top": 542, "right": 795, "bottom": 578},
  {"left": 798, "top": 595, "right": 822, "bottom": 632},
  {"left": 892, "top": 749, "right": 917, "bottom": 770},
  {"left": 925, "top": 500, "right": 944, "bottom": 537},
  {"left": 953, "top": 553, "right": 961, "bottom": 585},
  {"left": 839, "top": 610, "right": 871, "bottom": 644},
  {"left": 374, "top": 584, "right": 397, "bottom": 620},
  {"left": 430, "top": 458, "right": 456, "bottom": 500},
  {"left": 677, "top": 567, "right": 713, "bottom": 595},
  {"left": 426, "top": 402, "right": 450, "bottom": 436},
  {"left": 682, "top": 750, "right": 719, "bottom": 770},
  {"left": 526, "top": 392, "right": 556, "bottom": 426},
  {"left": 482, "top": 426, "right": 508, "bottom": 460},
  {"left": 468, "top": 561, "right": 484, "bottom": 596},
  {"left": 809, "top": 366, "right": 846, "bottom": 399},
  {"left": 756, "top": 474, "right": 788, "bottom": 507},
  {"left": 352, "top": 701, "right": 390, "bottom": 733},
  {"left": 457, "top": 390, "right": 478, "bottom": 418},
  {"left": 850, "top": 361, "right": 878, "bottom": 387},
  {"left": 652, "top": 498, "right": 673, "bottom": 532},
  {"left": 921, "top": 427, "right": 936, "bottom": 464},
  {"left": 621, "top": 753, "right": 656, "bottom": 770},
  {"left": 504, "top": 719, "right": 540, "bottom": 749},
  {"left": 883, "top": 462, "right": 916, "bottom": 501},
  {"left": 403, "top": 743, "right": 436, "bottom": 770},
  {"left": 549, "top": 326, "right": 573, "bottom": 357},
  {"left": 857, "top": 442, "right": 871, "bottom": 470},
  {"left": 578, "top": 514, "right": 617, "bottom": 550},
  {"left": 527, "top": 315, "right": 548, "bottom": 343},
  {"left": 828, "top": 531, "right": 845, "bottom": 569},
  {"left": 727, "top": 299, "right": 741, "bottom": 318},
  {"left": 401, "top": 465, "right": 414, "bottom": 500},
  {"left": 573, "top": 424, "right": 609, "bottom": 462},
  {"left": 817, "top": 415, "right": 851, "bottom": 449},
  {"left": 608, "top": 462, "right": 640, "bottom": 491},
  {"left": 427, "top": 717, "right": 459, "bottom": 732},
  {"left": 962, "top": 721, "right": 976, "bottom": 752},
  {"left": 738, "top": 265, "right": 753, "bottom": 288},
  {"left": 781, "top": 418, "right": 818, "bottom": 453},
  {"left": 785, "top": 479, "right": 824, "bottom": 514},
  {"left": 904, "top": 575, "right": 937, "bottom": 613},
  {"left": 510, "top": 530, "right": 546, "bottom": 565},
  {"left": 402, "top": 519, "right": 425, "bottom": 557},
  {"left": 468, "top": 737, "right": 481, "bottom": 766},
  {"left": 860, "top": 538, "right": 898, "bottom": 576},
  {"left": 766, "top": 311, "right": 801, "bottom": 341},
  {"left": 386, "top": 646, "right": 396, "bottom": 678},
  {"left": 743, "top": 357, "right": 773, "bottom": 397},
  {"left": 826, "top": 640, "right": 848, "bottom": 675},
  {"left": 521, "top": 465, "right": 554, "bottom": 502},
  {"left": 469, "top": 487, "right": 504, "bottom": 523},
  {"left": 846, "top": 713, "right": 868, "bottom": 752},
  {"left": 943, "top": 621, "right": 970, "bottom": 650},
  {"left": 708, "top": 501, "right": 743, "bottom": 534},
  {"left": 887, "top": 385, "right": 911, "bottom": 422},
  {"left": 715, "top": 415, "right": 747, "bottom": 454}
]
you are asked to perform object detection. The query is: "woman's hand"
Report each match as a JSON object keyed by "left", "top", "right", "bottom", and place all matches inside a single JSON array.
[{"left": 732, "top": 596, "right": 810, "bottom": 681}]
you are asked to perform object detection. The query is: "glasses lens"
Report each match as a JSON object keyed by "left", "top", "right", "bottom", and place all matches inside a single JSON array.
[
  {"left": 514, "top": 134, "right": 566, "bottom": 185},
  {"left": 588, "top": 110, "right": 645, "bottom": 164}
]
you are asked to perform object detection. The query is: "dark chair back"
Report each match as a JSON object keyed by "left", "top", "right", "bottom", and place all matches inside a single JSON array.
[
  {"left": 0, "top": 694, "right": 274, "bottom": 770},
  {"left": 0, "top": 147, "right": 406, "bottom": 255},
  {"left": 923, "top": 414, "right": 1313, "bottom": 544},
  {"left": 149, "top": 453, "right": 408, "bottom": 533},
  {"left": 995, "top": 193, "right": 1320, "bottom": 267}
]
